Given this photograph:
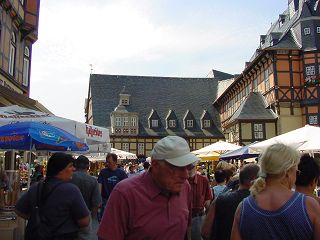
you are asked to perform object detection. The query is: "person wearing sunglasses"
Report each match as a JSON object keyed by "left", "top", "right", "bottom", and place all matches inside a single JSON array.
[{"left": 97, "top": 135, "right": 200, "bottom": 240}]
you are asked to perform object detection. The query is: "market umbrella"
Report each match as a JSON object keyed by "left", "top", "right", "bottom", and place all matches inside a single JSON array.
[
  {"left": 0, "top": 105, "right": 110, "bottom": 153},
  {"left": 0, "top": 122, "right": 89, "bottom": 188},
  {"left": 196, "top": 153, "right": 220, "bottom": 162},
  {"left": 84, "top": 148, "right": 137, "bottom": 163},
  {"left": 0, "top": 122, "right": 89, "bottom": 152},
  {"left": 220, "top": 142, "right": 260, "bottom": 161},
  {"left": 192, "top": 141, "right": 241, "bottom": 155}
]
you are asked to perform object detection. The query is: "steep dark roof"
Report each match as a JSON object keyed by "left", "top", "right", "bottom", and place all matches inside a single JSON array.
[
  {"left": 227, "top": 92, "right": 278, "bottom": 125},
  {"left": 206, "top": 69, "right": 235, "bottom": 80},
  {"left": 89, "top": 74, "right": 224, "bottom": 138},
  {"left": 250, "top": 8, "right": 301, "bottom": 61}
]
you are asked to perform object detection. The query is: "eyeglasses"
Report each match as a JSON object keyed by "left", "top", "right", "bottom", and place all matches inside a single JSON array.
[{"left": 163, "top": 160, "right": 196, "bottom": 171}]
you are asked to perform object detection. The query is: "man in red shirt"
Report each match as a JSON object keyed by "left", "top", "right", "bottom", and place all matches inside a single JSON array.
[
  {"left": 188, "top": 165, "right": 213, "bottom": 240},
  {"left": 97, "top": 136, "right": 200, "bottom": 240}
]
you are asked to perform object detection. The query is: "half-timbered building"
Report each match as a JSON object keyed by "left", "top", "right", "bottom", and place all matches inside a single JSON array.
[
  {"left": 85, "top": 72, "right": 234, "bottom": 156},
  {"left": 0, "top": 0, "right": 48, "bottom": 111},
  {"left": 214, "top": 0, "right": 320, "bottom": 144}
]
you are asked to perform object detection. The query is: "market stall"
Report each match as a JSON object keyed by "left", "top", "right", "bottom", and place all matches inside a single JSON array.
[
  {"left": 0, "top": 121, "right": 88, "bottom": 239},
  {"left": 0, "top": 105, "right": 111, "bottom": 153}
]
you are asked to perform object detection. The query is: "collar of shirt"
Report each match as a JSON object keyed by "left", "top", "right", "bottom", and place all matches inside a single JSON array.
[{"left": 142, "top": 170, "right": 180, "bottom": 199}]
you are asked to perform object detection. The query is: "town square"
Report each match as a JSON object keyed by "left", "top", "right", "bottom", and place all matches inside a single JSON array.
[{"left": 1, "top": 0, "right": 320, "bottom": 239}]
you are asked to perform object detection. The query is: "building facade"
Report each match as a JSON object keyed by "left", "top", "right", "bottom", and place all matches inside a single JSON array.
[
  {"left": 85, "top": 72, "right": 234, "bottom": 156},
  {"left": 0, "top": 0, "right": 48, "bottom": 111},
  {"left": 214, "top": 0, "right": 320, "bottom": 144}
]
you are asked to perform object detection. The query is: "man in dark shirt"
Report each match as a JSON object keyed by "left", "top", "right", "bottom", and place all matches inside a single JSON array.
[
  {"left": 71, "top": 155, "right": 101, "bottom": 240},
  {"left": 97, "top": 153, "right": 127, "bottom": 221},
  {"left": 15, "top": 153, "right": 90, "bottom": 239},
  {"left": 201, "top": 164, "right": 259, "bottom": 240}
]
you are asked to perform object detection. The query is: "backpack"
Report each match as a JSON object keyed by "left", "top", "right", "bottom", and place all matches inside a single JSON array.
[{"left": 24, "top": 181, "right": 65, "bottom": 240}]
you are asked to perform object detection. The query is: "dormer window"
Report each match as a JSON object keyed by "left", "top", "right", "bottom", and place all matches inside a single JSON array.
[
  {"left": 121, "top": 99, "right": 129, "bottom": 105},
  {"left": 151, "top": 120, "right": 159, "bottom": 127},
  {"left": 148, "top": 109, "right": 161, "bottom": 128},
  {"left": 200, "top": 110, "right": 212, "bottom": 129},
  {"left": 304, "top": 27, "right": 311, "bottom": 35},
  {"left": 119, "top": 86, "right": 130, "bottom": 106},
  {"left": 186, "top": 120, "right": 193, "bottom": 128},
  {"left": 168, "top": 120, "right": 176, "bottom": 128},
  {"left": 165, "top": 109, "right": 178, "bottom": 129},
  {"left": 183, "top": 110, "right": 195, "bottom": 129},
  {"left": 203, "top": 120, "right": 211, "bottom": 128}
]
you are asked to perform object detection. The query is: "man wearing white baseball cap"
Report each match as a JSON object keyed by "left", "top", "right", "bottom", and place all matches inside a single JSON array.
[{"left": 97, "top": 136, "right": 199, "bottom": 240}]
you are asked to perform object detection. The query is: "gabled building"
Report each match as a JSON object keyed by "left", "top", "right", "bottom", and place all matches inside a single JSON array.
[
  {"left": 214, "top": 0, "right": 320, "bottom": 144},
  {"left": 85, "top": 73, "right": 232, "bottom": 156},
  {"left": 0, "top": 0, "right": 48, "bottom": 111}
]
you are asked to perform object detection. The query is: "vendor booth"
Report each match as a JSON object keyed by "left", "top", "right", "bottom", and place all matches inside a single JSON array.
[{"left": 0, "top": 121, "right": 89, "bottom": 240}]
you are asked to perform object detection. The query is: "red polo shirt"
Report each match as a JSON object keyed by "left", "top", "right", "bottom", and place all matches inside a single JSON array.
[
  {"left": 97, "top": 171, "right": 192, "bottom": 240},
  {"left": 188, "top": 174, "right": 213, "bottom": 215}
]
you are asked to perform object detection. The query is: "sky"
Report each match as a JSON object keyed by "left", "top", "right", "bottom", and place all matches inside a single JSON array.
[{"left": 30, "top": 0, "right": 288, "bottom": 123}]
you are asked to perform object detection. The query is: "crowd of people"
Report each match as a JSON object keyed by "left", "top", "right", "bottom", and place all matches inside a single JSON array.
[{"left": 12, "top": 135, "right": 320, "bottom": 240}]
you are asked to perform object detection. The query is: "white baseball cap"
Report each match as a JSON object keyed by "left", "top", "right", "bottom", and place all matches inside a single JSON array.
[{"left": 151, "top": 136, "right": 200, "bottom": 167}]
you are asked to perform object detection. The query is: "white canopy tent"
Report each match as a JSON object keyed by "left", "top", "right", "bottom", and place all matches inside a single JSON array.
[
  {"left": 0, "top": 105, "right": 111, "bottom": 153},
  {"left": 249, "top": 125, "right": 320, "bottom": 153},
  {"left": 192, "top": 141, "right": 241, "bottom": 155},
  {"left": 85, "top": 148, "right": 137, "bottom": 163}
]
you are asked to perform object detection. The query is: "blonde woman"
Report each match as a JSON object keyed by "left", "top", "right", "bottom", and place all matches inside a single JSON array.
[{"left": 231, "top": 143, "right": 320, "bottom": 240}]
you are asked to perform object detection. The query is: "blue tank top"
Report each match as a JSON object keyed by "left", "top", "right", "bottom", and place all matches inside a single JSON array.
[{"left": 240, "top": 192, "right": 313, "bottom": 240}]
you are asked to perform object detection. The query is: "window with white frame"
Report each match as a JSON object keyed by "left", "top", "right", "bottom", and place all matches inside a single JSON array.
[
  {"left": 121, "top": 99, "right": 128, "bottom": 105},
  {"left": 186, "top": 120, "right": 193, "bottom": 128},
  {"left": 304, "top": 27, "right": 311, "bottom": 35},
  {"left": 309, "top": 115, "right": 318, "bottom": 125},
  {"left": 306, "top": 65, "right": 316, "bottom": 76},
  {"left": 9, "top": 33, "right": 16, "bottom": 76},
  {"left": 203, "top": 120, "right": 211, "bottom": 128},
  {"left": 115, "top": 117, "right": 122, "bottom": 127},
  {"left": 138, "top": 143, "right": 144, "bottom": 155},
  {"left": 253, "top": 123, "right": 264, "bottom": 139},
  {"left": 151, "top": 119, "right": 158, "bottom": 128},
  {"left": 23, "top": 47, "right": 30, "bottom": 86},
  {"left": 131, "top": 117, "right": 137, "bottom": 127},
  {"left": 317, "top": 27, "right": 320, "bottom": 34},
  {"left": 122, "top": 143, "right": 129, "bottom": 152},
  {"left": 168, "top": 119, "right": 176, "bottom": 128},
  {"left": 123, "top": 117, "right": 129, "bottom": 126}
]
